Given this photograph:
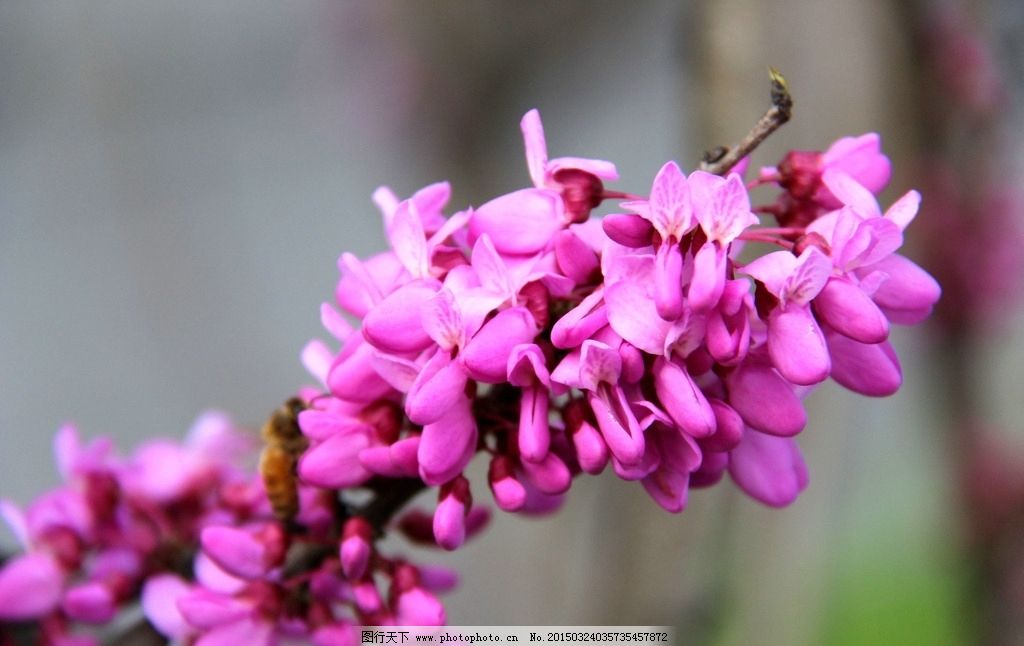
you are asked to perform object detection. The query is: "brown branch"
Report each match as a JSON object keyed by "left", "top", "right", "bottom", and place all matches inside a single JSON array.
[{"left": 700, "top": 67, "right": 793, "bottom": 176}]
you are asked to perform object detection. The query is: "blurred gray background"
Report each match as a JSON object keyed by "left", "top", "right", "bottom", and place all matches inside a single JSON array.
[{"left": 2, "top": 2, "right": 1022, "bottom": 644}]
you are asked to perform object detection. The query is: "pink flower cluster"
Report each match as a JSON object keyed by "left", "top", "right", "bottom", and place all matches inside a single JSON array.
[
  {"left": 1, "top": 109, "right": 940, "bottom": 641},
  {"left": 307, "top": 110, "right": 939, "bottom": 521}
]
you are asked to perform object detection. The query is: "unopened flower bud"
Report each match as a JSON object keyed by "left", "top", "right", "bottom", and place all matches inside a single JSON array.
[{"left": 340, "top": 517, "right": 373, "bottom": 580}]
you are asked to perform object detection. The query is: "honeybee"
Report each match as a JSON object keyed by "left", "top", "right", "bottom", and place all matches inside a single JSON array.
[{"left": 259, "top": 397, "right": 309, "bottom": 523}]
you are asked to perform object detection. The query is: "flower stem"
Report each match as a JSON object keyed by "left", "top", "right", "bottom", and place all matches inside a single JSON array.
[{"left": 700, "top": 68, "right": 793, "bottom": 176}]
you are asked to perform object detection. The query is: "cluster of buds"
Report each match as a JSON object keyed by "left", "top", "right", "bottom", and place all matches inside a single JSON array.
[{"left": 1, "top": 105, "right": 940, "bottom": 641}]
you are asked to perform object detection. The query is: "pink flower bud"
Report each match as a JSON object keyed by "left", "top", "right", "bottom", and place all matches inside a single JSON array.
[
  {"left": 396, "top": 588, "right": 446, "bottom": 626},
  {"left": 488, "top": 456, "right": 527, "bottom": 511},
  {"left": 726, "top": 363, "right": 807, "bottom": 436},
  {"left": 340, "top": 517, "right": 373, "bottom": 580},
  {"left": 433, "top": 477, "right": 471, "bottom": 551},
  {"left": 62, "top": 581, "right": 116, "bottom": 624},
  {"left": 353, "top": 578, "right": 383, "bottom": 615},
  {"left": 520, "top": 451, "right": 571, "bottom": 495},
  {"left": 602, "top": 213, "right": 654, "bottom": 248}
]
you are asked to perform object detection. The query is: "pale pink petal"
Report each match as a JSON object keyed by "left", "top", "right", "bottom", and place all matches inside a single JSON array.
[
  {"left": 647, "top": 161, "right": 693, "bottom": 239},
  {"left": 578, "top": 340, "right": 622, "bottom": 390},
  {"left": 470, "top": 188, "right": 565, "bottom": 255},
  {"left": 884, "top": 190, "right": 921, "bottom": 231},
  {"left": 320, "top": 302, "right": 354, "bottom": 340},
  {"left": 0, "top": 500, "right": 29, "bottom": 550},
  {"left": 142, "top": 574, "right": 193, "bottom": 639},
  {"left": 821, "top": 168, "right": 880, "bottom": 216},
  {"left": 729, "top": 431, "right": 808, "bottom": 507},
  {"left": 821, "top": 133, "right": 891, "bottom": 195},
  {"left": 782, "top": 248, "right": 832, "bottom": 306},
  {"left": 389, "top": 200, "right": 429, "bottom": 279},
  {"left": 741, "top": 250, "right": 798, "bottom": 298},
  {"left": 301, "top": 339, "right": 333, "bottom": 386},
  {"left": 521, "top": 109, "right": 549, "bottom": 188},
  {"left": 606, "top": 280, "right": 671, "bottom": 355},
  {"left": 421, "top": 289, "right": 465, "bottom": 352},
  {"left": 327, "top": 337, "right": 395, "bottom": 403},
  {"left": 547, "top": 156, "right": 619, "bottom": 182}
]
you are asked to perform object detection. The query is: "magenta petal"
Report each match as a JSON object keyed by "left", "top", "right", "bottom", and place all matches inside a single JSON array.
[
  {"left": 554, "top": 230, "right": 599, "bottom": 284},
  {"left": 605, "top": 280, "right": 672, "bottom": 355},
  {"left": 589, "top": 390, "right": 644, "bottom": 465},
  {"left": 702, "top": 399, "right": 745, "bottom": 452},
  {"left": 470, "top": 188, "right": 565, "bottom": 255},
  {"left": 571, "top": 421, "right": 609, "bottom": 474},
  {"left": 361, "top": 281, "right": 438, "bottom": 353},
  {"left": 418, "top": 398, "right": 477, "bottom": 486},
  {"left": 864, "top": 254, "right": 941, "bottom": 321},
  {"left": 642, "top": 468, "right": 690, "bottom": 513},
  {"left": 507, "top": 343, "right": 550, "bottom": 387},
  {"left": 654, "top": 243, "right": 684, "bottom": 320},
  {"left": 653, "top": 358, "right": 716, "bottom": 438},
  {"left": 489, "top": 473, "right": 527, "bottom": 512},
  {"left": 433, "top": 491, "right": 468, "bottom": 551},
  {"left": 0, "top": 552, "right": 64, "bottom": 620},
  {"left": 194, "top": 617, "right": 274, "bottom": 646},
  {"left": 688, "top": 242, "right": 727, "bottom": 313},
  {"left": 518, "top": 387, "right": 550, "bottom": 462},
  {"left": 690, "top": 451, "right": 729, "bottom": 488},
  {"left": 729, "top": 431, "right": 808, "bottom": 507},
  {"left": 142, "top": 574, "right": 193, "bottom": 639},
  {"left": 200, "top": 526, "right": 273, "bottom": 580},
  {"left": 726, "top": 364, "right": 807, "bottom": 436},
  {"left": 519, "top": 451, "right": 572, "bottom": 495},
  {"left": 62, "top": 582, "right": 116, "bottom": 624},
  {"left": 551, "top": 289, "right": 608, "bottom": 349},
  {"left": 461, "top": 307, "right": 537, "bottom": 383},
  {"left": 396, "top": 588, "right": 446, "bottom": 626},
  {"left": 602, "top": 213, "right": 654, "bottom": 247},
  {"left": 826, "top": 329, "right": 902, "bottom": 397},
  {"left": 767, "top": 304, "right": 830, "bottom": 386},
  {"left": 358, "top": 436, "right": 420, "bottom": 478},
  {"left": 297, "top": 409, "right": 367, "bottom": 441},
  {"left": 298, "top": 431, "right": 372, "bottom": 488},
  {"left": 176, "top": 589, "right": 252, "bottom": 630},
  {"left": 406, "top": 353, "right": 469, "bottom": 425},
  {"left": 327, "top": 338, "right": 395, "bottom": 403},
  {"left": 814, "top": 276, "right": 889, "bottom": 343}
]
